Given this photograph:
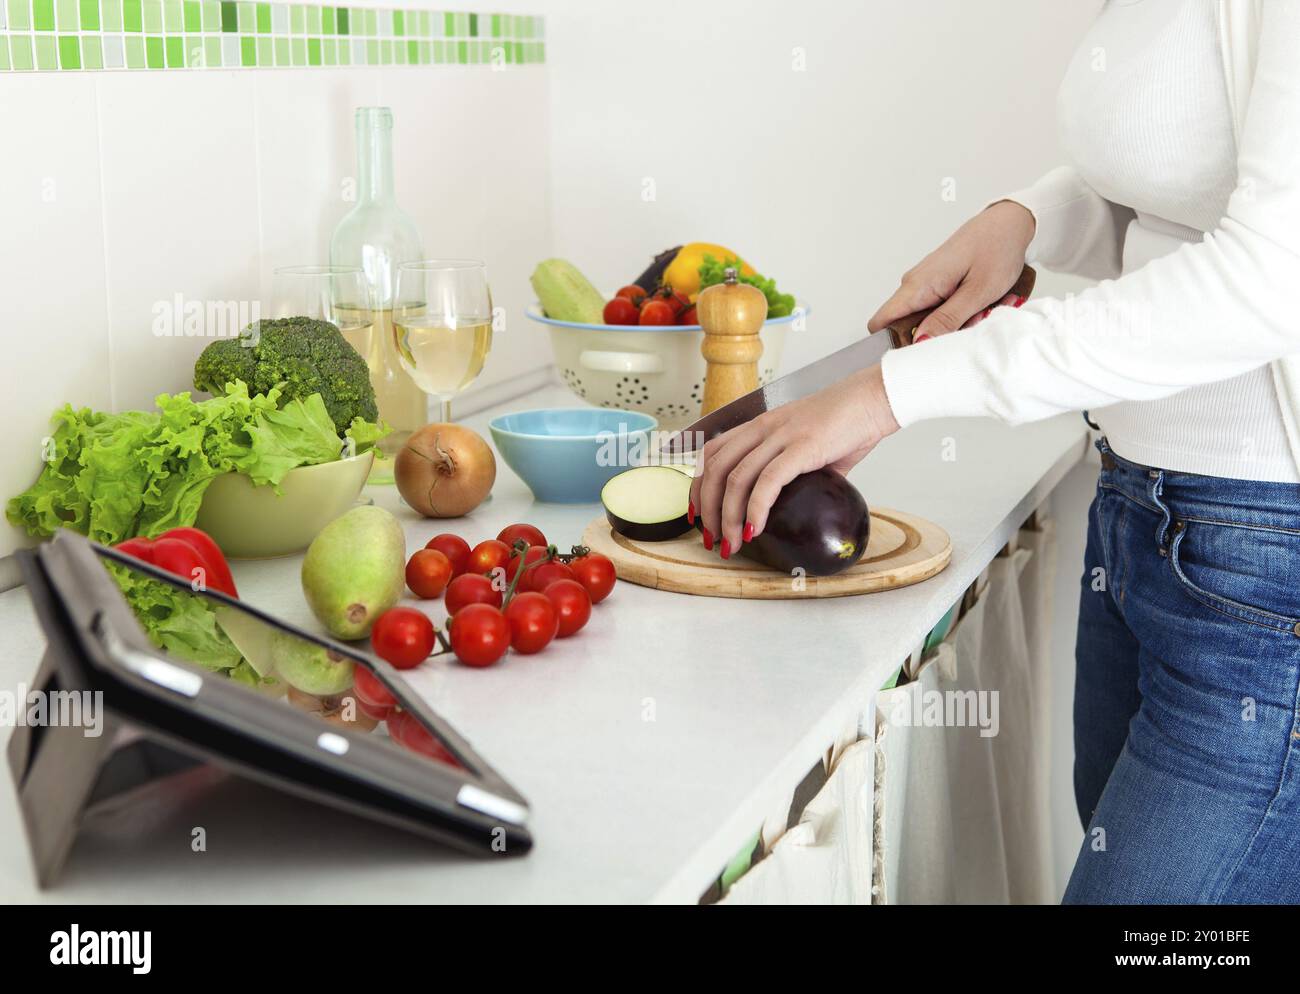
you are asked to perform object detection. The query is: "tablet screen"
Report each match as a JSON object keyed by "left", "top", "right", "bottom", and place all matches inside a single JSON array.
[{"left": 98, "top": 551, "right": 463, "bottom": 772}]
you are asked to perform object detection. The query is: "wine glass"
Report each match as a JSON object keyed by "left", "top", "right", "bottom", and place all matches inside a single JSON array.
[
  {"left": 270, "top": 265, "right": 385, "bottom": 490},
  {"left": 269, "top": 265, "right": 374, "bottom": 367},
  {"left": 392, "top": 260, "right": 494, "bottom": 424}
]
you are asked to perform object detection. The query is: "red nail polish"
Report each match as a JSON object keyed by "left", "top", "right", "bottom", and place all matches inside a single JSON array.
[
  {"left": 687, "top": 501, "right": 695, "bottom": 525},
  {"left": 1014, "top": 296, "right": 1026, "bottom": 308},
  {"left": 914, "top": 333, "right": 932, "bottom": 344},
  {"left": 702, "top": 528, "right": 714, "bottom": 551},
  {"left": 981, "top": 307, "right": 992, "bottom": 319},
  {"left": 720, "top": 538, "right": 731, "bottom": 559},
  {"left": 743, "top": 521, "right": 754, "bottom": 543}
]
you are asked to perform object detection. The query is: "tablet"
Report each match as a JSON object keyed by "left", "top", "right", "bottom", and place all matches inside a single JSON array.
[{"left": 11, "top": 530, "right": 531, "bottom": 885}]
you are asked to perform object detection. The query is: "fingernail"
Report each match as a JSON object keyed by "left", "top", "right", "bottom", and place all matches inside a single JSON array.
[
  {"left": 982, "top": 307, "right": 992, "bottom": 319},
  {"left": 914, "top": 333, "right": 932, "bottom": 344},
  {"left": 720, "top": 538, "right": 731, "bottom": 560},
  {"left": 742, "top": 521, "right": 754, "bottom": 543},
  {"left": 1014, "top": 296, "right": 1027, "bottom": 308},
  {"left": 687, "top": 501, "right": 695, "bottom": 525},
  {"left": 702, "top": 527, "right": 714, "bottom": 551}
]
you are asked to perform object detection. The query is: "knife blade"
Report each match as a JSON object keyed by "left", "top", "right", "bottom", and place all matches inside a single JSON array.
[
  {"left": 659, "top": 331, "right": 895, "bottom": 455},
  {"left": 660, "top": 264, "right": 1036, "bottom": 456}
]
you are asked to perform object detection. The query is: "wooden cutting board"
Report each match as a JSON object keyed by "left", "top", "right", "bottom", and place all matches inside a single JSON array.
[{"left": 581, "top": 507, "right": 950, "bottom": 600}]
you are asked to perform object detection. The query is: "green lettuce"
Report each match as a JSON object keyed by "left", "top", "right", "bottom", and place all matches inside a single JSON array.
[
  {"left": 109, "top": 563, "right": 243, "bottom": 674},
  {"left": 7, "top": 380, "right": 386, "bottom": 546},
  {"left": 344, "top": 415, "right": 390, "bottom": 455},
  {"left": 698, "top": 253, "right": 798, "bottom": 319},
  {"left": 242, "top": 392, "right": 343, "bottom": 486},
  {"left": 107, "top": 562, "right": 272, "bottom": 687}
]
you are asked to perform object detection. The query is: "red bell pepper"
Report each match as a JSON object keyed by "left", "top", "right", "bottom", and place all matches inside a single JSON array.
[{"left": 114, "top": 526, "right": 238, "bottom": 598}]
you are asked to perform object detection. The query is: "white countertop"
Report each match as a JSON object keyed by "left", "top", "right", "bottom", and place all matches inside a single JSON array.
[{"left": 0, "top": 384, "right": 1089, "bottom": 904}]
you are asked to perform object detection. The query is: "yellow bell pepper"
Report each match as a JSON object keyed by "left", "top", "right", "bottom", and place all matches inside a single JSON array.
[{"left": 663, "top": 243, "right": 756, "bottom": 300}]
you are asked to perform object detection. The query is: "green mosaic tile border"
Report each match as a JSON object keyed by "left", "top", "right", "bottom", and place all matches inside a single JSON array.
[{"left": 0, "top": 2, "right": 543, "bottom": 70}]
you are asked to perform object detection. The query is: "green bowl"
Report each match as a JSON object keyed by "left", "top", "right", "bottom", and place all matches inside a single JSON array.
[{"left": 194, "top": 450, "right": 374, "bottom": 559}]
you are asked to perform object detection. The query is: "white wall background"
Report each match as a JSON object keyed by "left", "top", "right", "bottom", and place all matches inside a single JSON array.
[
  {"left": 2, "top": 0, "right": 1105, "bottom": 898},
  {"left": 541, "top": 0, "right": 1101, "bottom": 359}
]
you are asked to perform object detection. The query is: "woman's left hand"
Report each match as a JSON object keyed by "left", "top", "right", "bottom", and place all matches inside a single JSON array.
[{"left": 689, "top": 363, "right": 900, "bottom": 557}]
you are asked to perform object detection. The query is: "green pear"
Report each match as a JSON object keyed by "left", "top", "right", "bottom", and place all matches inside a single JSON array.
[
  {"left": 301, "top": 505, "right": 406, "bottom": 640},
  {"left": 270, "top": 630, "right": 355, "bottom": 696}
]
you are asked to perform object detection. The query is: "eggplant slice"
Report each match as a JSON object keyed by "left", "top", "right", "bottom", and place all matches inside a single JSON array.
[{"left": 602, "top": 466, "right": 693, "bottom": 542}]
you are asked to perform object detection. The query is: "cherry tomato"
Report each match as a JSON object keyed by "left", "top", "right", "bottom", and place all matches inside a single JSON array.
[
  {"left": 353, "top": 666, "right": 398, "bottom": 711},
  {"left": 445, "top": 573, "right": 504, "bottom": 614},
  {"left": 387, "top": 709, "right": 459, "bottom": 766},
  {"left": 543, "top": 579, "right": 592, "bottom": 638},
  {"left": 526, "top": 559, "right": 576, "bottom": 594},
  {"left": 354, "top": 694, "right": 394, "bottom": 722},
  {"left": 665, "top": 289, "right": 691, "bottom": 315},
  {"left": 406, "top": 548, "right": 453, "bottom": 599},
  {"left": 504, "top": 592, "right": 559, "bottom": 655},
  {"left": 615, "top": 285, "right": 647, "bottom": 307},
  {"left": 505, "top": 544, "right": 549, "bottom": 585},
  {"left": 449, "top": 603, "right": 511, "bottom": 668},
  {"left": 369, "top": 607, "right": 435, "bottom": 669},
  {"left": 468, "top": 539, "right": 512, "bottom": 577},
  {"left": 426, "top": 533, "right": 471, "bottom": 577},
  {"left": 639, "top": 299, "right": 675, "bottom": 326},
  {"left": 497, "top": 523, "right": 547, "bottom": 550},
  {"left": 569, "top": 552, "right": 617, "bottom": 604},
  {"left": 677, "top": 304, "right": 699, "bottom": 326},
  {"left": 603, "top": 297, "right": 639, "bottom": 326}
]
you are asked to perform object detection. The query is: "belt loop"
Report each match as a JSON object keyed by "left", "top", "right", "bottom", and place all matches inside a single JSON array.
[{"left": 1095, "top": 435, "right": 1116, "bottom": 470}]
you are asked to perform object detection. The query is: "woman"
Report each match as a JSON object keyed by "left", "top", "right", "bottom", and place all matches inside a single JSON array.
[{"left": 691, "top": 0, "right": 1300, "bottom": 903}]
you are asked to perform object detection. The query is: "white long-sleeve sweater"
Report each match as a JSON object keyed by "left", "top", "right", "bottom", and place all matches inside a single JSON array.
[{"left": 880, "top": 0, "right": 1300, "bottom": 483}]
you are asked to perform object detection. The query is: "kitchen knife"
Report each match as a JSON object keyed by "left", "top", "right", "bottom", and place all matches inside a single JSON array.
[{"left": 660, "top": 264, "right": 1036, "bottom": 455}]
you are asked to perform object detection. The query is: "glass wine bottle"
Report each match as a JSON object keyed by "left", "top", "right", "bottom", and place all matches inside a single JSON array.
[{"left": 330, "top": 107, "right": 429, "bottom": 457}]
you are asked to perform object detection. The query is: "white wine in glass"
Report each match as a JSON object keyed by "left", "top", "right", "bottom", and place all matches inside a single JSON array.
[{"left": 394, "top": 260, "right": 494, "bottom": 423}]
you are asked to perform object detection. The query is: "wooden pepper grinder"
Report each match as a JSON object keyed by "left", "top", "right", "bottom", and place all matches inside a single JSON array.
[{"left": 697, "top": 268, "right": 767, "bottom": 416}]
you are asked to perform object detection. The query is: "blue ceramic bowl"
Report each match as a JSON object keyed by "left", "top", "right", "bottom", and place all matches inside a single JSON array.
[{"left": 489, "top": 408, "right": 658, "bottom": 504}]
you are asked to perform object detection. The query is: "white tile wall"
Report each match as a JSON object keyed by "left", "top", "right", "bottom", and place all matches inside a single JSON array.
[
  {"left": 253, "top": 69, "right": 383, "bottom": 289},
  {"left": 97, "top": 70, "right": 263, "bottom": 413},
  {"left": 0, "top": 34, "right": 555, "bottom": 556},
  {"left": 379, "top": 64, "right": 553, "bottom": 392},
  {"left": 0, "top": 74, "right": 112, "bottom": 555}
]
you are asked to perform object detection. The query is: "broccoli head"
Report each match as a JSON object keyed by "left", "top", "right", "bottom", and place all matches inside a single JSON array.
[{"left": 193, "top": 316, "right": 378, "bottom": 434}]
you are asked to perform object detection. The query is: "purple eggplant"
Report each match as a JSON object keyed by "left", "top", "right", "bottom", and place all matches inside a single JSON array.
[
  {"left": 697, "top": 467, "right": 869, "bottom": 576},
  {"left": 632, "top": 246, "right": 682, "bottom": 293}
]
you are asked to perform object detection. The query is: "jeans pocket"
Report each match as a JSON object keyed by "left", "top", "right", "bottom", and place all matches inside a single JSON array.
[{"left": 1167, "top": 518, "right": 1300, "bottom": 634}]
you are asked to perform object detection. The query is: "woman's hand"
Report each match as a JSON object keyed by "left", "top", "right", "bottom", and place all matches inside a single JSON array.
[
  {"left": 689, "top": 364, "right": 900, "bottom": 558},
  {"left": 869, "top": 200, "right": 1036, "bottom": 340}
]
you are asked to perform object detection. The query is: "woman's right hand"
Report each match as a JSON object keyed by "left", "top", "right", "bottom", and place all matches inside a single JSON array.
[{"left": 868, "top": 200, "right": 1036, "bottom": 340}]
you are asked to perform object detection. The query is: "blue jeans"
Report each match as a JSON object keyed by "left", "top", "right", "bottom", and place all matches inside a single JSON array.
[{"left": 1065, "top": 438, "right": 1300, "bottom": 904}]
